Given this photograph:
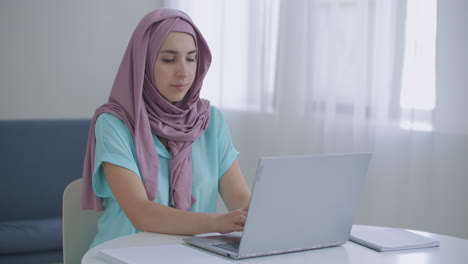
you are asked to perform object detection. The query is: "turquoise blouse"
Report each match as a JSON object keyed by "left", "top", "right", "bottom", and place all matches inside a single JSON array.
[{"left": 90, "top": 106, "right": 239, "bottom": 248}]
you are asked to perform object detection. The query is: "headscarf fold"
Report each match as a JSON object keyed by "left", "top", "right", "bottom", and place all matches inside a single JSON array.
[{"left": 81, "top": 8, "right": 212, "bottom": 211}]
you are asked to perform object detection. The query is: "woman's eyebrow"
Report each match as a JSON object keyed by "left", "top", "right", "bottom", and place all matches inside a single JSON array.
[{"left": 160, "top": 50, "right": 197, "bottom": 55}]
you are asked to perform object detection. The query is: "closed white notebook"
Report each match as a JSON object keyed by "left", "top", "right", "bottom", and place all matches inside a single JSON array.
[
  {"left": 350, "top": 228, "right": 440, "bottom": 252},
  {"left": 99, "top": 244, "right": 233, "bottom": 264}
]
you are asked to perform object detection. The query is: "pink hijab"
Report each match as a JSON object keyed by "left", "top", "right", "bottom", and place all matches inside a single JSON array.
[{"left": 81, "top": 8, "right": 212, "bottom": 211}]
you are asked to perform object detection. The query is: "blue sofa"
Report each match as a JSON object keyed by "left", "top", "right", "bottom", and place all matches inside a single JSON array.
[{"left": 0, "top": 119, "right": 90, "bottom": 264}]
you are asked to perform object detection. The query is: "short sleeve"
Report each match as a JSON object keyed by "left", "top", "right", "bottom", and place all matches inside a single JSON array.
[
  {"left": 212, "top": 107, "right": 239, "bottom": 178},
  {"left": 92, "top": 113, "right": 141, "bottom": 198}
]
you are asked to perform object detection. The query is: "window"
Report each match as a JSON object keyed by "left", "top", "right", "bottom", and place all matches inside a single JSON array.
[
  {"left": 399, "top": 0, "right": 437, "bottom": 131},
  {"left": 165, "top": 0, "right": 280, "bottom": 112}
]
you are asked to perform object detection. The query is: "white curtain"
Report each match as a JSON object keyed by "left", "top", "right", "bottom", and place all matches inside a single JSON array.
[
  {"left": 162, "top": 0, "right": 468, "bottom": 239},
  {"left": 162, "top": 0, "right": 279, "bottom": 112}
]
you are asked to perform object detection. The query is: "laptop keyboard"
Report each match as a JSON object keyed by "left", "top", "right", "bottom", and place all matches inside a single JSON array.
[{"left": 213, "top": 242, "right": 240, "bottom": 253}]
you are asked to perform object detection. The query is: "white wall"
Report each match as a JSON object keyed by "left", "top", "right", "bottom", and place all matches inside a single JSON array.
[
  {"left": 1, "top": 1, "right": 467, "bottom": 239},
  {"left": 435, "top": 0, "right": 468, "bottom": 134},
  {"left": 0, "top": 0, "right": 160, "bottom": 119}
]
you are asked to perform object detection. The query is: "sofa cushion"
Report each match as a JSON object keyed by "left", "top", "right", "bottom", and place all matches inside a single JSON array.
[
  {"left": 0, "top": 218, "right": 62, "bottom": 254},
  {"left": 0, "top": 249, "right": 63, "bottom": 264},
  {"left": 0, "top": 119, "right": 90, "bottom": 221}
]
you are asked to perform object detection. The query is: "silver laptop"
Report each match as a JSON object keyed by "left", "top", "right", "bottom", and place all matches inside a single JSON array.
[{"left": 183, "top": 153, "right": 372, "bottom": 259}]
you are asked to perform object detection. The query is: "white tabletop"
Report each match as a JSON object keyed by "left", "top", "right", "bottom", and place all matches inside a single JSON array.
[{"left": 82, "top": 225, "right": 468, "bottom": 264}]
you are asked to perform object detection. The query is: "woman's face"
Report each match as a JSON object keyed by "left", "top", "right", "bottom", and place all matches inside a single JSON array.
[{"left": 153, "top": 32, "right": 197, "bottom": 103}]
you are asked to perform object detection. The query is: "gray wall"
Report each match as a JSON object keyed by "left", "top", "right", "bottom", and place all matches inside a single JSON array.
[
  {"left": 435, "top": 0, "right": 468, "bottom": 134},
  {"left": 0, "top": 0, "right": 160, "bottom": 119}
]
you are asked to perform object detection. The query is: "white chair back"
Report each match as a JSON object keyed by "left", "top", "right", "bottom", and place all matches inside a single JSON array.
[{"left": 62, "top": 179, "right": 102, "bottom": 264}]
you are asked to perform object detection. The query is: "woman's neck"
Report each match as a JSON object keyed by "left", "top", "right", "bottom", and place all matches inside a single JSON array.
[{"left": 158, "top": 136, "right": 170, "bottom": 150}]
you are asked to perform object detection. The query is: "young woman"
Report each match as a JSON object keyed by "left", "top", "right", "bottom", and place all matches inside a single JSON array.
[{"left": 81, "top": 8, "right": 251, "bottom": 248}]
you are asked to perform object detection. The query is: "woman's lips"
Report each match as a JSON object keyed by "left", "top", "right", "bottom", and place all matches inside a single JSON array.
[{"left": 172, "top": 84, "right": 187, "bottom": 91}]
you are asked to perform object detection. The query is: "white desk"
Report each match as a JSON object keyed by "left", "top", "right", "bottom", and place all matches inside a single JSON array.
[{"left": 82, "top": 225, "right": 468, "bottom": 263}]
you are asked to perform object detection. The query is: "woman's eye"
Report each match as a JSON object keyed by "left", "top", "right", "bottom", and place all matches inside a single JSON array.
[
  {"left": 162, "top": 58, "right": 174, "bottom": 63},
  {"left": 187, "top": 57, "right": 196, "bottom": 62}
]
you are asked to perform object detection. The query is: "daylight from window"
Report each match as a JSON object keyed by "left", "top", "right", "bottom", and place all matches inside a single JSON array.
[{"left": 399, "top": 0, "right": 437, "bottom": 131}]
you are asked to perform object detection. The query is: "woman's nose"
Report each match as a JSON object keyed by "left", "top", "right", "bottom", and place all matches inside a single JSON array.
[{"left": 176, "top": 62, "right": 189, "bottom": 77}]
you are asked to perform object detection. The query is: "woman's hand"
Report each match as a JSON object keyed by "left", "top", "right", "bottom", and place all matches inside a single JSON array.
[{"left": 212, "top": 208, "right": 249, "bottom": 234}]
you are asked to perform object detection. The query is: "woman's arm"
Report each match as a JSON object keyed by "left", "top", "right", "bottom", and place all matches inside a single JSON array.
[
  {"left": 103, "top": 162, "right": 247, "bottom": 235},
  {"left": 219, "top": 160, "right": 252, "bottom": 211}
]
